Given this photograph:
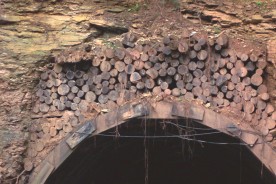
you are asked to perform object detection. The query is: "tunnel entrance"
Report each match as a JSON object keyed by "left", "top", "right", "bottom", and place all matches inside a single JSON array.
[{"left": 46, "top": 119, "right": 275, "bottom": 184}]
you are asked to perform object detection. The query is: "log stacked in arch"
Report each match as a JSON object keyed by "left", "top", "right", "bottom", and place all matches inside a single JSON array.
[{"left": 33, "top": 33, "right": 276, "bottom": 146}]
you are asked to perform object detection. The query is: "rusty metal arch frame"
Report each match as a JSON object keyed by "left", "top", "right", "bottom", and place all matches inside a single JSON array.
[{"left": 29, "top": 99, "right": 276, "bottom": 184}]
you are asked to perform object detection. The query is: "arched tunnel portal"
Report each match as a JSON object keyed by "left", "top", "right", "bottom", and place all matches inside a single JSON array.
[
  {"left": 46, "top": 119, "right": 274, "bottom": 184},
  {"left": 29, "top": 100, "right": 276, "bottom": 184}
]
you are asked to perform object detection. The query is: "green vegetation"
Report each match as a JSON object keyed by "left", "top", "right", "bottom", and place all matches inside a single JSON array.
[
  {"left": 167, "top": 0, "right": 180, "bottom": 9},
  {"left": 159, "top": 0, "right": 180, "bottom": 10},
  {"left": 127, "top": 3, "right": 141, "bottom": 12},
  {"left": 255, "top": 1, "right": 265, "bottom": 6},
  {"left": 231, "top": 0, "right": 274, "bottom": 4},
  {"left": 127, "top": 0, "right": 180, "bottom": 12},
  {"left": 254, "top": 0, "right": 270, "bottom": 13},
  {"left": 172, "top": 0, "right": 181, "bottom": 10},
  {"left": 100, "top": 38, "right": 117, "bottom": 49},
  {"left": 213, "top": 26, "right": 221, "bottom": 34},
  {"left": 103, "top": 40, "right": 116, "bottom": 49}
]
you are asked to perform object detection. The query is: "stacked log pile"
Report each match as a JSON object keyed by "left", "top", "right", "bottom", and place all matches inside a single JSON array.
[
  {"left": 25, "top": 111, "right": 79, "bottom": 171},
  {"left": 30, "top": 34, "right": 276, "bottom": 163}
]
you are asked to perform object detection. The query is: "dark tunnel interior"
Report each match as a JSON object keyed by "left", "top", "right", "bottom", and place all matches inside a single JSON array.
[{"left": 46, "top": 119, "right": 276, "bottom": 184}]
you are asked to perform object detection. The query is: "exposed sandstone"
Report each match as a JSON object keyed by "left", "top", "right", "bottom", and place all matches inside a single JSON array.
[
  {"left": 0, "top": 0, "right": 129, "bottom": 182},
  {"left": 201, "top": 10, "right": 242, "bottom": 27},
  {"left": 251, "top": 14, "right": 263, "bottom": 24}
]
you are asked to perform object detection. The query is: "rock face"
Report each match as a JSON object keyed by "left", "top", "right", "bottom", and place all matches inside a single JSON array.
[
  {"left": 0, "top": 0, "right": 127, "bottom": 182},
  {"left": 251, "top": 14, "right": 263, "bottom": 24},
  {"left": 89, "top": 19, "right": 128, "bottom": 33},
  {"left": 201, "top": 10, "right": 242, "bottom": 27},
  {"left": 181, "top": 0, "right": 276, "bottom": 39}
]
